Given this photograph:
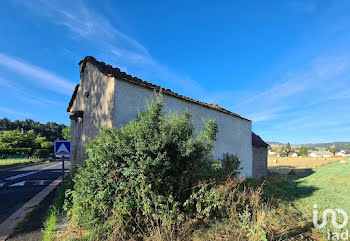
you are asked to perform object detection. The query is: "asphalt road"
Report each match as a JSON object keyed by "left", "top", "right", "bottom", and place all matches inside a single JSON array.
[{"left": 0, "top": 160, "right": 70, "bottom": 224}]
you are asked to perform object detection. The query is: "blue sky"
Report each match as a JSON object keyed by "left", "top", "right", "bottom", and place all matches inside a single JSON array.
[{"left": 0, "top": 0, "right": 349, "bottom": 144}]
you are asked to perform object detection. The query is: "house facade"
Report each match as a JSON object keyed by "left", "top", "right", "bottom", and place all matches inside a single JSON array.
[
  {"left": 335, "top": 150, "right": 349, "bottom": 157},
  {"left": 67, "top": 56, "right": 268, "bottom": 178},
  {"left": 309, "top": 150, "right": 333, "bottom": 158}
]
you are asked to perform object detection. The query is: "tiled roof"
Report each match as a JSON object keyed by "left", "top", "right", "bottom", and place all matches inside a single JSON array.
[
  {"left": 252, "top": 132, "right": 269, "bottom": 147},
  {"left": 67, "top": 56, "right": 250, "bottom": 122}
]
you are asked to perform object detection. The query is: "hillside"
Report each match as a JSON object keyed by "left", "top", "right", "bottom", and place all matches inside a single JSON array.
[{"left": 268, "top": 141, "right": 350, "bottom": 152}]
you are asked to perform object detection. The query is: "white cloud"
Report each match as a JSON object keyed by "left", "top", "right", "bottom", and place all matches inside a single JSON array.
[
  {"left": 22, "top": 0, "right": 149, "bottom": 56},
  {"left": 0, "top": 77, "right": 63, "bottom": 106},
  {"left": 248, "top": 106, "right": 292, "bottom": 122},
  {"left": 0, "top": 106, "right": 34, "bottom": 118},
  {"left": 19, "top": 0, "right": 208, "bottom": 102},
  {"left": 0, "top": 53, "right": 75, "bottom": 95},
  {"left": 233, "top": 53, "right": 350, "bottom": 122}
]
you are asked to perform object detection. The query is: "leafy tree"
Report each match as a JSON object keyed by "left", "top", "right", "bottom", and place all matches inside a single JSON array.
[
  {"left": 0, "top": 129, "right": 54, "bottom": 157},
  {"left": 298, "top": 146, "right": 309, "bottom": 156},
  {"left": 0, "top": 118, "right": 66, "bottom": 142},
  {"left": 328, "top": 147, "right": 336, "bottom": 155},
  {"left": 62, "top": 126, "right": 70, "bottom": 140},
  {"left": 0, "top": 130, "right": 37, "bottom": 148},
  {"left": 285, "top": 143, "right": 292, "bottom": 155},
  {"left": 278, "top": 146, "right": 287, "bottom": 157},
  {"left": 68, "top": 94, "right": 241, "bottom": 237},
  {"left": 0, "top": 130, "right": 26, "bottom": 148},
  {"left": 278, "top": 143, "right": 292, "bottom": 157}
]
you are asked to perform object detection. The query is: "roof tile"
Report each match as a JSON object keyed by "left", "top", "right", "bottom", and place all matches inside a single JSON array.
[{"left": 68, "top": 56, "right": 251, "bottom": 122}]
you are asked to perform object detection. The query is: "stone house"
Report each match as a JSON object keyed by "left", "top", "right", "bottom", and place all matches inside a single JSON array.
[{"left": 67, "top": 56, "right": 268, "bottom": 178}]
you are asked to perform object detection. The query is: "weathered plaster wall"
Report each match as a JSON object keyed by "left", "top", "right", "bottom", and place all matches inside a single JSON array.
[
  {"left": 113, "top": 78, "right": 253, "bottom": 177},
  {"left": 252, "top": 145, "right": 268, "bottom": 178},
  {"left": 69, "top": 63, "right": 115, "bottom": 166}
]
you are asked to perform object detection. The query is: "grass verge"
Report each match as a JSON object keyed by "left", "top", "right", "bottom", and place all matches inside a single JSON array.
[
  {"left": 0, "top": 158, "right": 41, "bottom": 169},
  {"left": 42, "top": 176, "right": 72, "bottom": 241},
  {"left": 263, "top": 158, "right": 350, "bottom": 238}
]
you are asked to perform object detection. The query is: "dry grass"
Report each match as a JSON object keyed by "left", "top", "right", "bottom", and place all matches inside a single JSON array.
[{"left": 268, "top": 155, "right": 345, "bottom": 174}]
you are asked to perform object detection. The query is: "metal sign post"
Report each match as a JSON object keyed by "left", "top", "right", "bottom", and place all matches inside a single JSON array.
[
  {"left": 62, "top": 155, "right": 65, "bottom": 183},
  {"left": 54, "top": 141, "right": 71, "bottom": 183}
]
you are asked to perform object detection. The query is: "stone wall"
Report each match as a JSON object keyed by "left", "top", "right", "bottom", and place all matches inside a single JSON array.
[
  {"left": 113, "top": 78, "right": 253, "bottom": 178},
  {"left": 252, "top": 145, "right": 268, "bottom": 178},
  {"left": 69, "top": 62, "right": 116, "bottom": 166}
]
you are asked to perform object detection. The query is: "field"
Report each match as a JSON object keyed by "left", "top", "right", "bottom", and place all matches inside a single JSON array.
[
  {"left": 0, "top": 158, "right": 41, "bottom": 169},
  {"left": 268, "top": 155, "right": 345, "bottom": 174},
  {"left": 267, "top": 156, "right": 350, "bottom": 238}
]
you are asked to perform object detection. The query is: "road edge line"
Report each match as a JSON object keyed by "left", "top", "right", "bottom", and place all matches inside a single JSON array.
[{"left": 0, "top": 176, "right": 64, "bottom": 241}]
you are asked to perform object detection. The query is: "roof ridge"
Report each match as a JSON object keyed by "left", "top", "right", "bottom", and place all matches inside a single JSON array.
[{"left": 68, "top": 56, "right": 251, "bottom": 122}]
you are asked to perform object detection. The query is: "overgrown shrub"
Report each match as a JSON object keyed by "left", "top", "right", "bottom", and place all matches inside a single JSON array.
[
  {"left": 32, "top": 149, "right": 51, "bottom": 158},
  {"left": 0, "top": 147, "right": 32, "bottom": 159},
  {"left": 66, "top": 94, "right": 242, "bottom": 239},
  {"left": 0, "top": 147, "right": 32, "bottom": 154}
]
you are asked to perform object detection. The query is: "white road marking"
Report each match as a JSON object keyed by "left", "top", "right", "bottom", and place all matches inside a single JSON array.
[
  {"left": 0, "top": 182, "right": 5, "bottom": 188},
  {"left": 5, "top": 171, "right": 39, "bottom": 181},
  {"left": 9, "top": 181, "right": 26, "bottom": 187},
  {"left": 34, "top": 180, "right": 46, "bottom": 186},
  {"left": 4, "top": 163, "right": 62, "bottom": 181}
]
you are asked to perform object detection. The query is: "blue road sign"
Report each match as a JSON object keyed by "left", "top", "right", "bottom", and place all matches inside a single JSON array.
[{"left": 54, "top": 141, "right": 71, "bottom": 156}]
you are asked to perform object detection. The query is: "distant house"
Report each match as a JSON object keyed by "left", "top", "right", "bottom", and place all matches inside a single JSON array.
[
  {"left": 290, "top": 152, "right": 298, "bottom": 158},
  {"left": 268, "top": 150, "right": 276, "bottom": 155},
  {"left": 309, "top": 151, "right": 333, "bottom": 158},
  {"left": 67, "top": 56, "right": 269, "bottom": 178},
  {"left": 335, "top": 150, "right": 349, "bottom": 157}
]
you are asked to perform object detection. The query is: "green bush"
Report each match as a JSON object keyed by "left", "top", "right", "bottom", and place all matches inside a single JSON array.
[
  {"left": 0, "top": 147, "right": 32, "bottom": 155},
  {"left": 67, "top": 94, "right": 241, "bottom": 238},
  {"left": 32, "top": 149, "right": 51, "bottom": 158},
  {"left": 0, "top": 147, "right": 32, "bottom": 159},
  {"left": 298, "top": 146, "right": 309, "bottom": 156}
]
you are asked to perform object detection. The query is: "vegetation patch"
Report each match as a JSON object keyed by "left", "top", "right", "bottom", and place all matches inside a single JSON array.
[
  {"left": 0, "top": 158, "right": 41, "bottom": 169},
  {"left": 42, "top": 177, "right": 73, "bottom": 241},
  {"left": 0, "top": 119, "right": 70, "bottom": 161},
  {"left": 0, "top": 118, "right": 67, "bottom": 142},
  {"left": 292, "top": 159, "right": 350, "bottom": 236}
]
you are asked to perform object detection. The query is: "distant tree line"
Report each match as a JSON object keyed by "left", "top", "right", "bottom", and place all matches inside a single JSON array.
[
  {"left": 271, "top": 142, "right": 350, "bottom": 157},
  {"left": 0, "top": 130, "right": 53, "bottom": 158},
  {"left": 0, "top": 118, "right": 70, "bottom": 159},
  {"left": 304, "top": 143, "right": 350, "bottom": 153},
  {"left": 0, "top": 118, "right": 67, "bottom": 142}
]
